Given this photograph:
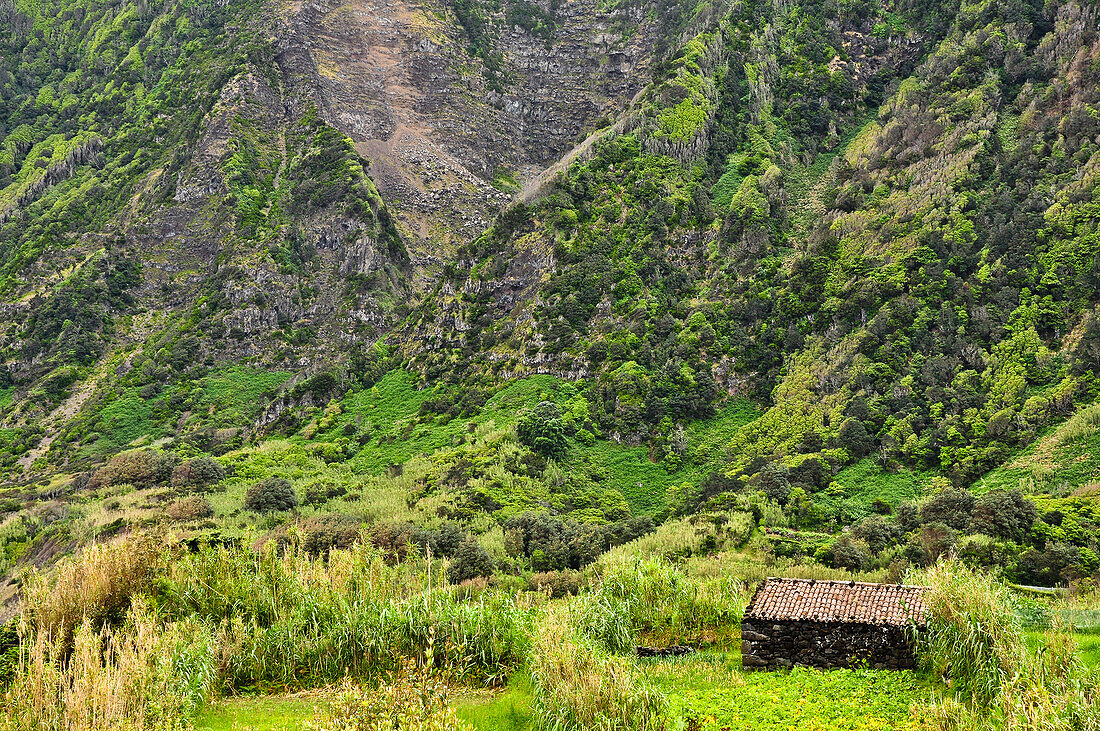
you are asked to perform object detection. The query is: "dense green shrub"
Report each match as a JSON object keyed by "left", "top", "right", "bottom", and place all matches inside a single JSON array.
[
  {"left": 920, "top": 488, "right": 976, "bottom": 531},
  {"left": 245, "top": 477, "right": 298, "bottom": 513},
  {"left": 1013, "top": 542, "right": 1091, "bottom": 587},
  {"left": 517, "top": 401, "right": 567, "bottom": 459},
  {"left": 447, "top": 538, "right": 495, "bottom": 584},
  {"left": 903, "top": 523, "right": 958, "bottom": 567},
  {"left": 852, "top": 514, "right": 902, "bottom": 555},
  {"left": 87, "top": 450, "right": 177, "bottom": 490},
  {"left": 303, "top": 480, "right": 348, "bottom": 506},
  {"left": 527, "top": 570, "right": 586, "bottom": 598},
  {"left": 824, "top": 535, "right": 872, "bottom": 571},
  {"left": 170, "top": 456, "right": 226, "bottom": 490},
  {"left": 504, "top": 513, "right": 653, "bottom": 571},
  {"left": 969, "top": 489, "right": 1038, "bottom": 543}
]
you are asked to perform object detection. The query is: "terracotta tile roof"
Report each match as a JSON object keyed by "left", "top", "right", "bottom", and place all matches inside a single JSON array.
[{"left": 744, "top": 578, "right": 929, "bottom": 626}]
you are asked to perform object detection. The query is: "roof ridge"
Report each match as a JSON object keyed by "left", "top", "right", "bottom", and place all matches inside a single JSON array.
[{"left": 764, "top": 577, "right": 931, "bottom": 590}]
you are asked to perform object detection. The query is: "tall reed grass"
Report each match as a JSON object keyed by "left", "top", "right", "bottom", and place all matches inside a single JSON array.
[
  {"left": 158, "top": 541, "right": 534, "bottom": 690},
  {"left": 3, "top": 600, "right": 212, "bottom": 731},
  {"left": 1055, "top": 402, "right": 1100, "bottom": 447},
  {"left": 3, "top": 535, "right": 537, "bottom": 730},
  {"left": 530, "top": 605, "right": 665, "bottom": 731},
  {"left": 20, "top": 535, "right": 161, "bottom": 653},
  {"left": 595, "top": 554, "right": 745, "bottom": 646},
  {"left": 917, "top": 562, "right": 1100, "bottom": 730}
]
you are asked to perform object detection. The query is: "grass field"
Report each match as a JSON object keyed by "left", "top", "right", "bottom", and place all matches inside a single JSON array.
[
  {"left": 192, "top": 650, "right": 938, "bottom": 731},
  {"left": 821, "top": 460, "right": 929, "bottom": 518},
  {"left": 650, "top": 653, "right": 933, "bottom": 731},
  {"left": 976, "top": 402, "right": 1100, "bottom": 496},
  {"left": 194, "top": 696, "right": 319, "bottom": 731}
]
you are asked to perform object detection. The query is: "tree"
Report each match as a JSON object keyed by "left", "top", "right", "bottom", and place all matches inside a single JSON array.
[
  {"left": 447, "top": 538, "right": 495, "bottom": 584},
  {"left": 171, "top": 456, "right": 226, "bottom": 490},
  {"left": 837, "top": 417, "right": 874, "bottom": 459},
  {"left": 853, "top": 515, "right": 900, "bottom": 555},
  {"left": 903, "top": 523, "right": 957, "bottom": 566},
  {"left": 754, "top": 462, "right": 791, "bottom": 505},
  {"left": 517, "top": 401, "right": 567, "bottom": 458},
  {"left": 920, "top": 487, "right": 975, "bottom": 530},
  {"left": 245, "top": 477, "right": 298, "bottom": 512},
  {"left": 895, "top": 501, "right": 921, "bottom": 532},
  {"left": 1014, "top": 543, "right": 1088, "bottom": 587},
  {"left": 826, "top": 536, "right": 871, "bottom": 570},
  {"left": 969, "top": 489, "right": 1038, "bottom": 543}
]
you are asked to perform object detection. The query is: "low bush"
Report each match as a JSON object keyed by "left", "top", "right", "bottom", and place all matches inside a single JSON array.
[
  {"left": 306, "top": 660, "right": 463, "bottom": 731},
  {"left": 303, "top": 480, "right": 347, "bottom": 506},
  {"left": 87, "top": 450, "right": 177, "bottom": 490},
  {"left": 527, "top": 570, "right": 585, "bottom": 598},
  {"left": 504, "top": 513, "right": 656, "bottom": 571},
  {"left": 166, "top": 495, "right": 215, "bottom": 521},
  {"left": 300, "top": 514, "right": 362, "bottom": 556},
  {"left": 969, "top": 489, "right": 1038, "bottom": 543},
  {"left": 170, "top": 456, "right": 226, "bottom": 490},
  {"left": 245, "top": 477, "right": 298, "bottom": 513}
]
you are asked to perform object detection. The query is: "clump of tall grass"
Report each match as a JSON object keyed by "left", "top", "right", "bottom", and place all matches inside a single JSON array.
[
  {"left": 3, "top": 599, "right": 213, "bottom": 731},
  {"left": 20, "top": 535, "right": 162, "bottom": 652},
  {"left": 594, "top": 554, "right": 745, "bottom": 646},
  {"left": 527, "top": 556, "right": 745, "bottom": 731},
  {"left": 1055, "top": 402, "right": 1100, "bottom": 447},
  {"left": 530, "top": 605, "right": 665, "bottom": 731},
  {"left": 917, "top": 562, "right": 1100, "bottom": 730},
  {"left": 157, "top": 540, "right": 535, "bottom": 690},
  {"left": 5, "top": 534, "right": 537, "bottom": 729}
]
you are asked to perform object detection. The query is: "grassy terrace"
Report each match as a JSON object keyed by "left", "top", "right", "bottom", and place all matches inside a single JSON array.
[{"left": 194, "top": 627, "right": 1100, "bottom": 731}]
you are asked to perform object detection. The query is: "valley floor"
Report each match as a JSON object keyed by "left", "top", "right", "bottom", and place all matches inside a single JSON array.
[{"left": 195, "top": 631, "right": 1100, "bottom": 731}]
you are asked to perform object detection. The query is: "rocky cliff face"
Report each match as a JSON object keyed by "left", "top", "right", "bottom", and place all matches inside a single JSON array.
[
  {"left": 0, "top": 0, "right": 682, "bottom": 477},
  {"left": 275, "top": 0, "right": 664, "bottom": 263}
]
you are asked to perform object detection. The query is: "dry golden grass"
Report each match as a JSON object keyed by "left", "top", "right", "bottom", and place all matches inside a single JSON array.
[
  {"left": 20, "top": 535, "right": 162, "bottom": 652},
  {"left": 3, "top": 600, "right": 213, "bottom": 731}
]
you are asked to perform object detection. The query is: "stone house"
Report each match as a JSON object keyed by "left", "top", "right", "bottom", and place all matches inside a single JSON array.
[{"left": 741, "top": 577, "right": 929, "bottom": 670}]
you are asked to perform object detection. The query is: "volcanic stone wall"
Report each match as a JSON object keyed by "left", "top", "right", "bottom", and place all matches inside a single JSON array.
[{"left": 740, "top": 619, "right": 917, "bottom": 671}]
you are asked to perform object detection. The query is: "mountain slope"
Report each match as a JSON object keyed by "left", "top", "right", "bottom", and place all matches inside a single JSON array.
[
  {"left": 0, "top": 0, "right": 690, "bottom": 476},
  {"left": 403, "top": 0, "right": 1100, "bottom": 507},
  {"left": 0, "top": 0, "right": 1099, "bottom": 612}
]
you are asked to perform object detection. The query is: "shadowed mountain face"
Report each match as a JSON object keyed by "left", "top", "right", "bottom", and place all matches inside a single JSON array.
[
  {"left": 275, "top": 0, "right": 667, "bottom": 261},
  {"left": 0, "top": 0, "right": 680, "bottom": 467},
  {"left": 0, "top": 0, "right": 1098, "bottom": 522}
]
